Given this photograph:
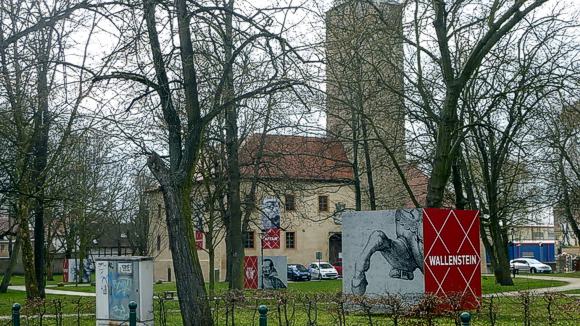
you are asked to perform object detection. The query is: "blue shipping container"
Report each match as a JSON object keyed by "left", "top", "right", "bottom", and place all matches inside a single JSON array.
[{"left": 486, "top": 242, "right": 555, "bottom": 263}]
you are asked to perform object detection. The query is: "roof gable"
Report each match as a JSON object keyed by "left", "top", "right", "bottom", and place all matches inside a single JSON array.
[{"left": 240, "top": 134, "right": 353, "bottom": 182}]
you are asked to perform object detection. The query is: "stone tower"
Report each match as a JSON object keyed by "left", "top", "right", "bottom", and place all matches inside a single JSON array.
[{"left": 326, "top": 0, "right": 407, "bottom": 210}]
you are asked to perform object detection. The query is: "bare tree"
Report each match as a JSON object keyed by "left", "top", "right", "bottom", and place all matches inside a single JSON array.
[
  {"left": 408, "top": 0, "right": 550, "bottom": 208},
  {"left": 456, "top": 5, "right": 580, "bottom": 284},
  {"left": 545, "top": 103, "right": 580, "bottom": 245},
  {"left": 0, "top": 0, "right": 108, "bottom": 297},
  {"left": 93, "top": 0, "right": 311, "bottom": 322}
]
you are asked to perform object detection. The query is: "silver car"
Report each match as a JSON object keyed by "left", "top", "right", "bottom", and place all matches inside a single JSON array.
[
  {"left": 510, "top": 258, "right": 552, "bottom": 274},
  {"left": 308, "top": 262, "right": 339, "bottom": 280}
]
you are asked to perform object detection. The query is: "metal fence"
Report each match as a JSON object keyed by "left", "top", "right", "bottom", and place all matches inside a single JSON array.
[
  {"left": 9, "top": 300, "right": 136, "bottom": 326},
  {"left": 10, "top": 302, "right": 472, "bottom": 326},
  {"left": 8, "top": 290, "right": 580, "bottom": 325}
]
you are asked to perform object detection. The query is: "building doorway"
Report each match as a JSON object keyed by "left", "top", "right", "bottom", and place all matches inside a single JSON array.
[{"left": 328, "top": 233, "right": 342, "bottom": 264}]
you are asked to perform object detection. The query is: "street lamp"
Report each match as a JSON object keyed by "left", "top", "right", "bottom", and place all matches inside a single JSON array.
[
  {"left": 258, "top": 229, "right": 266, "bottom": 290},
  {"left": 510, "top": 227, "right": 515, "bottom": 260}
]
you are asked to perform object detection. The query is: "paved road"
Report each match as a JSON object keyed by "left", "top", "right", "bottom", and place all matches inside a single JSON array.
[
  {"left": 8, "top": 285, "right": 95, "bottom": 297},
  {"left": 484, "top": 274, "right": 580, "bottom": 297}
]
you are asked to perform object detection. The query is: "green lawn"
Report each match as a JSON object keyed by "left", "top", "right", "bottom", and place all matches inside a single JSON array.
[
  {"left": 1, "top": 291, "right": 578, "bottom": 325},
  {"left": 0, "top": 275, "right": 575, "bottom": 325},
  {"left": 1, "top": 277, "right": 579, "bottom": 325},
  {"left": 2, "top": 274, "right": 568, "bottom": 297},
  {"left": 0, "top": 290, "right": 95, "bottom": 316},
  {"left": 44, "top": 276, "right": 567, "bottom": 295},
  {"left": 3, "top": 274, "right": 66, "bottom": 286}
]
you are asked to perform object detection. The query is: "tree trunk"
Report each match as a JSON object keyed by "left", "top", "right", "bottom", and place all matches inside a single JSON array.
[
  {"left": 360, "top": 119, "right": 376, "bottom": 210},
  {"left": 0, "top": 236, "right": 21, "bottom": 293},
  {"left": 31, "top": 25, "right": 51, "bottom": 298},
  {"left": 559, "top": 158, "right": 580, "bottom": 242},
  {"left": 160, "top": 182, "right": 213, "bottom": 326},
  {"left": 32, "top": 186, "right": 46, "bottom": 294},
  {"left": 208, "top": 244, "right": 215, "bottom": 298},
  {"left": 224, "top": 0, "right": 244, "bottom": 290},
  {"left": 18, "top": 196, "right": 39, "bottom": 298},
  {"left": 480, "top": 226, "right": 496, "bottom": 275},
  {"left": 32, "top": 149, "right": 48, "bottom": 292},
  {"left": 460, "top": 153, "right": 477, "bottom": 210},
  {"left": 46, "top": 251, "right": 54, "bottom": 282},
  {"left": 491, "top": 241, "right": 513, "bottom": 285},
  {"left": 426, "top": 90, "right": 460, "bottom": 208},
  {"left": 79, "top": 250, "right": 85, "bottom": 284},
  {"left": 451, "top": 157, "right": 466, "bottom": 210},
  {"left": 141, "top": 0, "right": 213, "bottom": 318},
  {"left": 224, "top": 218, "right": 232, "bottom": 284},
  {"left": 488, "top": 211, "right": 513, "bottom": 286},
  {"left": 351, "top": 106, "right": 361, "bottom": 211}
]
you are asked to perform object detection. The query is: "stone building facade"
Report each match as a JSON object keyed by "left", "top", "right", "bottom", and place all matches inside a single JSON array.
[
  {"left": 149, "top": 135, "right": 356, "bottom": 282},
  {"left": 148, "top": 134, "right": 427, "bottom": 282}
]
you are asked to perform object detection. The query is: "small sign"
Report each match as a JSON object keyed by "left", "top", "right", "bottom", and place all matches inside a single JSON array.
[
  {"left": 195, "top": 230, "right": 204, "bottom": 250},
  {"left": 243, "top": 256, "right": 258, "bottom": 289},
  {"left": 262, "top": 228, "right": 280, "bottom": 249},
  {"left": 118, "top": 262, "right": 133, "bottom": 275},
  {"left": 315, "top": 251, "right": 322, "bottom": 260}
]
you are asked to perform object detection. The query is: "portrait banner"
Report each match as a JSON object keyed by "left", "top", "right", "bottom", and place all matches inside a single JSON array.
[
  {"left": 258, "top": 256, "right": 287, "bottom": 289},
  {"left": 261, "top": 197, "right": 281, "bottom": 229}
]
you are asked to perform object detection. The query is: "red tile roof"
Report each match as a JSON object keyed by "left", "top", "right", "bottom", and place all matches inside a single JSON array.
[
  {"left": 403, "top": 165, "right": 429, "bottom": 208},
  {"left": 240, "top": 134, "right": 354, "bottom": 182}
]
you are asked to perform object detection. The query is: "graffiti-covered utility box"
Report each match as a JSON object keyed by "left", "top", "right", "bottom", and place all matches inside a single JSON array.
[{"left": 95, "top": 256, "right": 154, "bottom": 325}]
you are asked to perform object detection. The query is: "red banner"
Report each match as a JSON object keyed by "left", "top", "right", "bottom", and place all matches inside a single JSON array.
[
  {"left": 262, "top": 228, "right": 280, "bottom": 249},
  {"left": 244, "top": 256, "right": 259, "bottom": 289},
  {"left": 195, "top": 230, "right": 204, "bottom": 250},
  {"left": 423, "top": 208, "right": 481, "bottom": 308}
]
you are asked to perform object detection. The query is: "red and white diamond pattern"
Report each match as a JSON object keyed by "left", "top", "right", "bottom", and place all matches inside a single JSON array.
[
  {"left": 244, "top": 256, "right": 259, "bottom": 289},
  {"left": 423, "top": 208, "right": 482, "bottom": 308}
]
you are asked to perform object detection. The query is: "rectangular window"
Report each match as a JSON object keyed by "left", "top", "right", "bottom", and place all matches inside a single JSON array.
[
  {"left": 243, "top": 231, "right": 255, "bottom": 249},
  {"left": 285, "top": 232, "right": 296, "bottom": 249},
  {"left": 285, "top": 194, "right": 295, "bottom": 211},
  {"left": 318, "top": 196, "right": 329, "bottom": 212}
]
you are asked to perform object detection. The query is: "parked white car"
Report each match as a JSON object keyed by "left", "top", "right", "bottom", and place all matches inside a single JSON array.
[
  {"left": 308, "top": 262, "right": 339, "bottom": 280},
  {"left": 510, "top": 258, "right": 552, "bottom": 274}
]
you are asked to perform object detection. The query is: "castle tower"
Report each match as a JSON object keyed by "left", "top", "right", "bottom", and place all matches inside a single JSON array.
[{"left": 326, "top": 0, "right": 407, "bottom": 210}]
